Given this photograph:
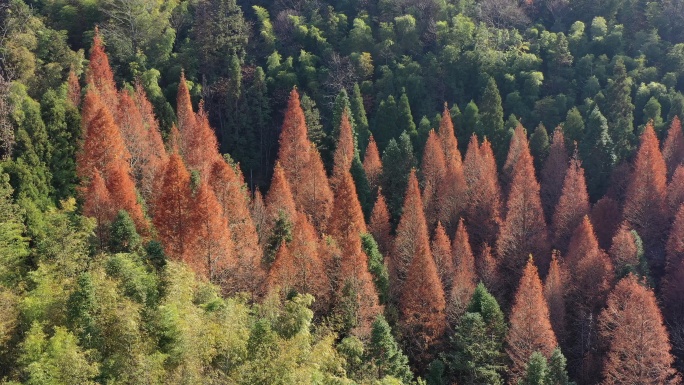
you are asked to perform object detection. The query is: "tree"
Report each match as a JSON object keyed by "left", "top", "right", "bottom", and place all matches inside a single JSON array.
[
  {"left": 132, "top": 83, "right": 167, "bottom": 201},
  {"left": 609, "top": 222, "right": 644, "bottom": 279},
  {"left": 184, "top": 103, "right": 221, "bottom": 175},
  {"left": 580, "top": 107, "right": 616, "bottom": 200},
  {"left": 397, "top": 91, "right": 417, "bottom": 141},
  {"left": 497, "top": 135, "right": 550, "bottom": 293},
  {"left": 667, "top": 165, "right": 684, "bottom": 214},
  {"left": 332, "top": 110, "right": 356, "bottom": 184},
  {"left": 421, "top": 130, "right": 447, "bottom": 230},
  {"left": 530, "top": 124, "right": 550, "bottom": 173},
  {"left": 192, "top": 181, "right": 233, "bottom": 282},
  {"left": 478, "top": 77, "right": 506, "bottom": 162},
  {"left": 367, "top": 315, "right": 413, "bottom": 383},
  {"left": 369, "top": 190, "right": 392, "bottom": 257},
  {"left": 506, "top": 258, "right": 558, "bottom": 383},
  {"left": 664, "top": 204, "right": 684, "bottom": 351},
  {"left": 264, "top": 163, "right": 297, "bottom": 260},
  {"left": 624, "top": 123, "right": 668, "bottom": 275},
  {"left": 448, "top": 219, "right": 477, "bottom": 325},
  {"left": 463, "top": 135, "right": 501, "bottom": 250},
  {"left": 152, "top": 154, "right": 195, "bottom": 263},
  {"left": 301, "top": 93, "right": 325, "bottom": 153},
  {"left": 67, "top": 69, "right": 81, "bottom": 108},
  {"left": 363, "top": 135, "right": 382, "bottom": 195},
  {"left": 540, "top": 128, "right": 569, "bottom": 221},
  {"left": 544, "top": 252, "right": 567, "bottom": 344},
  {"left": 605, "top": 59, "right": 635, "bottom": 162},
  {"left": 431, "top": 222, "right": 453, "bottom": 294},
  {"left": 374, "top": 95, "right": 399, "bottom": 151},
  {"left": 86, "top": 27, "right": 117, "bottom": 111},
  {"left": 502, "top": 124, "right": 529, "bottom": 196},
  {"left": 599, "top": 275, "right": 680, "bottom": 385},
  {"left": 663, "top": 116, "right": 684, "bottom": 179},
  {"left": 563, "top": 107, "right": 585, "bottom": 147},
  {"left": 521, "top": 352, "right": 549, "bottom": 385},
  {"left": 547, "top": 348, "right": 574, "bottom": 385},
  {"left": 438, "top": 104, "right": 463, "bottom": 171},
  {"left": 551, "top": 156, "right": 589, "bottom": 253},
  {"left": 361, "top": 233, "right": 390, "bottom": 306},
  {"left": 381, "top": 133, "right": 416, "bottom": 223},
  {"left": 104, "top": 159, "right": 147, "bottom": 235},
  {"left": 82, "top": 170, "right": 114, "bottom": 248},
  {"left": 0, "top": 172, "right": 28, "bottom": 287},
  {"left": 590, "top": 196, "right": 622, "bottom": 250},
  {"left": 109, "top": 210, "right": 141, "bottom": 253},
  {"left": 351, "top": 84, "right": 370, "bottom": 153}
]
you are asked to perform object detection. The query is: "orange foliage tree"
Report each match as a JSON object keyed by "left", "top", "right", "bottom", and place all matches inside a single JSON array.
[
  {"left": 667, "top": 165, "right": 684, "bottom": 215},
  {"left": 544, "top": 252, "right": 567, "bottom": 344},
  {"left": 186, "top": 102, "right": 221, "bottom": 174},
  {"left": 663, "top": 204, "right": 684, "bottom": 351},
  {"left": 506, "top": 257, "right": 558, "bottom": 383},
  {"left": 363, "top": 135, "right": 382, "bottom": 194},
  {"left": 541, "top": 128, "right": 569, "bottom": 221},
  {"left": 133, "top": 82, "right": 168, "bottom": 201},
  {"left": 477, "top": 244, "right": 500, "bottom": 295},
  {"left": 609, "top": 222, "right": 640, "bottom": 277},
  {"left": 192, "top": 181, "right": 234, "bottom": 283},
  {"left": 332, "top": 110, "right": 356, "bottom": 183},
  {"left": 82, "top": 170, "right": 114, "bottom": 248},
  {"left": 590, "top": 196, "right": 622, "bottom": 250},
  {"left": 599, "top": 275, "right": 680, "bottom": 385},
  {"left": 624, "top": 123, "right": 668, "bottom": 272},
  {"left": 369, "top": 189, "right": 392, "bottom": 257},
  {"left": 502, "top": 124, "right": 528, "bottom": 195},
  {"left": 67, "top": 69, "right": 81, "bottom": 108},
  {"left": 496, "top": 136, "right": 549, "bottom": 295},
  {"left": 438, "top": 104, "right": 462, "bottom": 169},
  {"left": 152, "top": 154, "right": 196, "bottom": 263},
  {"left": 448, "top": 218, "right": 477, "bottom": 324},
  {"left": 551, "top": 155, "right": 590, "bottom": 253},
  {"left": 663, "top": 116, "right": 684, "bottom": 179},
  {"left": 104, "top": 160, "right": 147, "bottom": 234},
  {"left": 421, "top": 130, "right": 447, "bottom": 230},
  {"left": 431, "top": 222, "right": 453, "bottom": 295},
  {"left": 176, "top": 71, "right": 196, "bottom": 141},
  {"left": 437, "top": 106, "right": 466, "bottom": 234},
  {"left": 463, "top": 135, "right": 501, "bottom": 251},
  {"left": 85, "top": 27, "right": 117, "bottom": 110}
]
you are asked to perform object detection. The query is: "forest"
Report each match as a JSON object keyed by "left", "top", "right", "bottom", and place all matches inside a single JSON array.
[{"left": 1, "top": 0, "right": 684, "bottom": 383}]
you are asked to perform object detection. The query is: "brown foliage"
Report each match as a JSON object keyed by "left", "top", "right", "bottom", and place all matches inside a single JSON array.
[
  {"left": 184, "top": 103, "right": 221, "bottom": 174},
  {"left": 506, "top": 257, "right": 558, "bottom": 383},
  {"left": 497, "top": 137, "right": 549, "bottom": 293},
  {"left": 624, "top": 124, "right": 668, "bottom": 257},
  {"left": 369, "top": 190, "right": 392, "bottom": 257},
  {"left": 302, "top": 144, "right": 334, "bottom": 231},
  {"left": 436, "top": 152, "right": 467, "bottom": 235},
  {"left": 600, "top": 275, "right": 680, "bottom": 385},
  {"left": 82, "top": 170, "right": 115, "bottom": 248},
  {"left": 104, "top": 160, "right": 147, "bottom": 235},
  {"left": 502, "top": 124, "right": 529, "bottom": 196},
  {"left": 363, "top": 135, "right": 382, "bottom": 194},
  {"left": 264, "top": 163, "right": 297, "bottom": 236},
  {"left": 609, "top": 222, "right": 640, "bottom": 275},
  {"left": 251, "top": 188, "right": 267, "bottom": 241},
  {"left": 438, "top": 104, "right": 462, "bottom": 170},
  {"left": 667, "top": 165, "right": 684, "bottom": 215},
  {"left": 551, "top": 155, "right": 590, "bottom": 253},
  {"left": 330, "top": 167, "right": 367, "bottom": 260},
  {"left": 67, "top": 69, "right": 81, "bottom": 108},
  {"left": 591, "top": 197, "right": 622, "bottom": 251},
  {"left": 86, "top": 27, "right": 117, "bottom": 110},
  {"left": 463, "top": 135, "right": 501, "bottom": 250},
  {"left": 152, "top": 154, "right": 195, "bottom": 262},
  {"left": 663, "top": 116, "right": 684, "bottom": 180},
  {"left": 80, "top": 88, "right": 103, "bottom": 132},
  {"left": 133, "top": 83, "right": 168, "bottom": 201},
  {"left": 541, "top": 128, "right": 569, "bottom": 221},
  {"left": 176, "top": 72, "right": 196, "bottom": 137},
  {"left": 544, "top": 252, "right": 567, "bottom": 343},
  {"left": 192, "top": 181, "right": 234, "bottom": 283},
  {"left": 332, "top": 110, "right": 355, "bottom": 184},
  {"left": 431, "top": 222, "right": 453, "bottom": 295},
  {"left": 448, "top": 219, "right": 477, "bottom": 324},
  {"left": 421, "top": 130, "right": 447, "bottom": 230},
  {"left": 477, "top": 243, "right": 500, "bottom": 296}
]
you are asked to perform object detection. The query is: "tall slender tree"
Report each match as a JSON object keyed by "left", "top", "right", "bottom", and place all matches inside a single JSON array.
[
  {"left": 448, "top": 219, "right": 477, "bottom": 324},
  {"left": 544, "top": 252, "right": 567, "bottom": 344},
  {"left": 86, "top": 27, "right": 117, "bottom": 111},
  {"left": 192, "top": 181, "right": 234, "bottom": 283},
  {"left": 663, "top": 116, "right": 684, "bottom": 179},
  {"left": 551, "top": 156, "right": 590, "bottom": 253},
  {"left": 431, "top": 222, "right": 453, "bottom": 295},
  {"left": 82, "top": 170, "right": 114, "bottom": 248},
  {"left": 540, "top": 128, "right": 569, "bottom": 221},
  {"left": 667, "top": 165, "right": 684, "bottom": 215},
  {"left": 421, "top": 130, "right": 447, "bottom": 230},
  {"left": 363, "top": 135, "right": 382, "bottom": 195},
  {"left": 590, "top": 196, "right": 622, "bottom": 250},
  {"left": 104, "top": 160, "right": 147, "bottom": 235},
  {"left": 369, "top": 190, "right": 392, "bottom": 257},
  {"left": 609, "top": 222, "right": 642, "bottom": 278},
  {"left": 502, "top": 124, "right": 529, "bottom": 195}
]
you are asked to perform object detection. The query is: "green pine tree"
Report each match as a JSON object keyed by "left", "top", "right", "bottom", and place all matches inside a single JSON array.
[
  {"left": 351, "top": 84, "right": 370, "bottom": 154},
  {"left": 380, "top": 132, "right": 416, "bottom": 224},
  {"left": 605, "top": 59, "right": 635, "bottom": 162},
  {"left": 397, "top": 91, "right": 417, "bottom": 143},
  {"left": 361, "top": 233, "right": 390, "bottom": 305},
  {"left": 546, "top": 348, "right": 575, "bottom": 385},
  {"left": 563, "top": 107, "right": 585, "bottom": 149},
  {"left": 374, "top": 95, "right": 398, "bottom": 151},
  {"left": 478, "top": 78, "right": 506, "bottom": 161},
  {"left": 580, "top": 106, "right": 616, "bottom": 200},
  {"left": 521, "top": 352, "right": 549, "bottom": 385},
  {"left": 367, "top": 315, "right": 413, "bottom": 383},
  {"left": 530, "top": 123, "right": 550, "bottom": 173}
]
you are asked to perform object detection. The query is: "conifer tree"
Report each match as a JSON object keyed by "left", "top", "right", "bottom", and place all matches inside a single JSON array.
[
  {"left": 605, "top": 59, "right": 635, "bottom": 162},
  {"left": 540, "top": 128, "right": 569, "bottom": 221},
  {"left": 332, "top": 110, "right": 356, "bottom": 184},
  {"left": 497, "top": 136, "right": 549, "bottom": 292},
  {"left": 251, "top": 188, "right": 266, "bottom": 240},
  {"left": 667, "top": 165, "right": 684, "bottom": 214},
  {"left": 421, "top": 130, "right": 447, "bottom": 230},
  {"left": 599, "top": 275, "right": 680, "bottom": 385},
  {"left": 590, "top": 196, "right": 622, "bottom": 250},
  {"left": 463, "top": 135, "right": 501, "bottom": 250},
  {"left": 530, "top": 123, "right": 550, "bottom": 173},
  {"left": 361, "top": 233, "right": 390, "bottom": 305},
  {"left": 609, "top": 222, "right": 643, "bottom": 279},
  {"left": 521, "top": 352, "right": 549, "bottom": 385},
  {"left": 477, "top": 244, "right": 500, "bottom": 296},
  {"left": 449, "top": 219, "right": 477, "bottom": 324},
  {"left": 438, "top": 104, "right": 462, "bottom": 171},
  {"left": 397, "top": 91, "right": 417, "bottom": 140},
  {"left": 664, "top": 204, "right": 684, "bottom": 338},
  {"left": 563, "top": 107, "right": 585, "bottom": 148},
  {"left": 369, "top": 190, "right": 392, "bottom": 257},
  {"left": 374, "top": 95, "right": 398, "bottom": 151},
  {"left": 663, "top": 116, "right": 684, "bottom": 179},
  {"left": 301, "top": 93, "right": 325, "bottom": 153},
  {"left": 86, "top": 27, "right": 117, "bottom": 110},
  {"left": 192, "top": 181, "right": 233, "bottom": 282},
  {"left": 82, "top": 170, "right": 114, "bottom": 248},
  {"left": 152, "top": 154, "right": 195, "bottom": 263},
  {"left": 551, "top": 156, "right": 589, "bottom": 253},
  {"left": 381, "top": 133, "right": 416, "bottom": 223},
  {"left": 351, "top": 84, "right": 370, "bottom": 153},
  {"left": 544, "top": 252, "right": 567, "bottom": 344},
  {"left": 431, "top": 222, "right": 453, "bottom": 294},
  {"left": 436, "top": 145, "right": 467, "bottom": 234},
  {"left": 67, "top": 69, "right": 81, "bottom": 108},
  {"left": 580, "top": 107, "right": 616, "bottom": 200},
  {"left": 104, "top": 160, "right": 147, "bottom": 235},
  {"left": 478, "top": 77, "right": 506, "bottom": 161},
  {"left": 367, "top": 315, "right": 413, "bottom": 383},
  {"left": 264, "top": 163, "right": 297, "bottom": 261},
  {"left": 304, "top": 144, "right": 334, "bottom": 230},
  {"left": 624, "top": 123, "right": 668, "bottom": 273},
  {"left": 176, "top": 72, "right": 196, "bottom": 141},
  {"left": 332, "top": 89, "right": 356, "bottom": 150},
  {"left": 506, "top": 258, "right": 558, "bottom": 383},
  {"left": 363, "top": 135, "right": 382, "bottom": 194},
  {"left": 132, "top": 83, "right": 167, "bottom": 200},
  {"left": 502, "top": 124, "right": 529, "bottom": 195}
]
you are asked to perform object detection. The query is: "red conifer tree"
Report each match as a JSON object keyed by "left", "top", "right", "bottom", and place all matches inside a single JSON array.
[
  {"left": 104, "top": 159, "right": 147, "bottom": 234},
  {"left": 363, "top": 135, "right": 382, "bottom": 194},
  {"left": 438, "top": 104, "right": 462, "bottom": 169},
  {"left": 609, "top": 222, "right": 640, "bottom": 276},
  {"left": 663, "top": 116, "right": 684, "bottom": 179},
  {"left": 264, "top": 162, "right": 298, "bottom": 236},
  {"left": 431, "top": 222, "right": 453, "bottom": 294},
  {"left": 332, "top": 110, "right": 355, "bottom": 183},
  {"left": 421, "top": 130, "right": 447, "bottom": 230},
  {"left": 502, "top": 124, "right": 529, "bottom": 195},
  {"left": 251, "top": 188, "right": 267, "bottom": 241},
  {"left": 133, "top": 82, "right": 167, "bottom": 201},
  {"left": 544, "top": 252, "right": 567, "bottom": 343},
  {"left": 176, "top": 71, "right": 196, "bottom": 140},
  {"left": 506, "top": 258, "right": 559, "bottom": 383},
  {"left": 152, "top": 154, "right": 195, "bottom": 262},
  {"left": 437, "top": 154, "right": 467, "bottom": 234},
  {"left": 497, "top": 138, "right": 549, "bottom": 292},
  {"left": 369, "top": 189, "right": 392, "bottom": 257},
  {"left": 551, "top": 155, "right": 590, "bottom": 253},
  {"left": 192, "top": 181, "right": 234, "bottom": 282},
  {"left": 184, "top": 102, "right": 221, "bottom": 174},
  {"left": 664, "top": 204, "right": 684, "bottom": 343},
  {"left": 448, "top": 218, "right": 477, "bottom": 323},
  {"left": 82, "top": 170, "right": 115, "bottom": 248},
  {"left": 624, "top": 123, "right": 668, "bottom": 261},
  {"left": 540, "top": 128, "right": 569, "bottom": 221},
  {"left": 590, "top": 196, "right": 622, "bottom": 251},
  {"left": 80, "top": 87, "right": 102, "bottom": 131},
  {"left": 599, "top": 275, "right": 680, "bottom": 385},
  {"left": 477, "top": 243, "right": 501, "bottom": 297},
  {"left": 463, "top": 135, "right": 501, "bottom": 250},
  {"left": 667, "top": 165, "right": 684, "bottom": 215},
  {"left": 86, "top": 27, "right": 117, "bottom": 110}
]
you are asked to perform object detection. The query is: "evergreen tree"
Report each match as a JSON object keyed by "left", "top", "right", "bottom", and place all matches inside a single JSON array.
[
  {"left": 109, "top": 210, "right": 141, "bottom": 253},
  {"left": 563, "top": 107, "right": 585, "bottom": 148},
  {"left": 605, "top": 59, "right": 635, "bottom": 161},
  {"left": 361, "top": 233, "right": 390, "bottom": 305},
  {"left": 463, "top": 101, "right": 480, "bottom": 142},
  {"left": 0, "top": 172, "right": 28, "bottom": 287},
  {"left": 580, "top": 106, "right": 616, "bottom": 200},
  {"left": 332, "top": 89, "right": 356, "bottom": 153},
  {"left": 547, "top": 348, "right": 574, "bottom": 385},
  {"left": 351, "top": 84, "right": 370, "bottom": 153},
  {"left": 301, "top": 93, "right": 325, "bottom": 153},
  {"left": 380, "top": 133, "right": 416, "bottom": 223},
  {"left": 367, "top": 315, "right": 413, "bottom": 383},
  {"left": 530, "top": 124, "right": 550, "bottom": 174},
  {"left": 478, "top": 78, "right": 506, "bottom": 162},
  {"left": 521, "top": 352, "right": 549, "bottom": 385},
  {"left": 374, "top": 95, "right": 398, "bottom": 151},
  {"left": 397, "top": 91, "right": 417, "bottom": 143}
]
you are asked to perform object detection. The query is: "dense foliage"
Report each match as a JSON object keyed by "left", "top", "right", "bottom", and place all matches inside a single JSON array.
[{"left": 2, "top": 0, "right": 684, "bottom": 383}]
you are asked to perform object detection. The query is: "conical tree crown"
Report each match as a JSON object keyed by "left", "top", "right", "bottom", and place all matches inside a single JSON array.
[
  {"left": 449, "top": 218, "right": 477, "bottom": 323},
  {"left": 332, "top": 110, "right": 356, "bottom": 183},
  {"left": 369, "top": 190, "right": 392, "bottom": 256},
  {"left": 502, "top": 124, "right": 529, "bottom": 193},
  {"left": 276, "top": 88, "right": 311, "bottom": 198},
  {"left": 666, "top": 204, "right": 684, "bottom": 273},
  {"left": 506, "top": 258, "right": 558, "bottom": 383},
  {"left": 664, "top": 204, "right": 684, "bottom": 323},
  {"left": 540, "top": 128, "right": 569, "bottom": 220},
  {"left": 551, "top": 155, "right": 589, "bottom": 253},
  {"left": 609, "top": 222, "right": 640, "bottom": 277},
  {"left": 289, "top": 211, "right": 329, "bottom": 308},
  {"left": 330, "top": 167, "right": 367, "bottom": 256},
  {"left": 176, "top": 72, "right": 196, "bottom": 136},
  {"left": 422, "top": 130, "right": 447, "bottom": 229},
  {"left": 86, "top": 27, "right": 117, "bottom": 109},
  {"left": 67, "top": 69, "right": 81, "bottom": 108},
  {"left": 82, "top": 170, "right": 114, "bottom": 247},
  {"left": 663, "top": 116, "right": 683, "bottom": 179},
  {"left": 431, "top": 221, "right": 453, "bottom": 294},
  {"left": 192, "top": 181, "right": 234, "bottom": 282},
  {"left": 591, "top": 196, "right": 622, "bottom": 250},
  {"left": 667, "top": 165, "right": 684, "bottom": 214},
  {"left": 265, "top": 162, "right": 297, "bottom": 225},
  {"left": 599, "top": 275, "right": 680, "bottom": 385},
  {"left": 437, "top": 149, "right": 467, "bottom": 234},
  {"left": 544, "top": 252, "right": 567, "bottom": 343},
  {"left": 438, "top": 104, "right": 462, "bottom": 169},
  {"left": 363, "top": 135, "right": 382, "bottom": 193},
  {"left": 104, "top": 159, "right": 147, "bottom": 235},
  {"left": 187, "top": 103, "right": 221, "bottom": 174},
  {"left": 464, "top": 135, "right": 501, "bottom": 249}
]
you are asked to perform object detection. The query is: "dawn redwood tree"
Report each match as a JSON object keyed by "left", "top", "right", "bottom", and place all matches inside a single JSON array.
[
  {"left": 463, "top": 135, "right": 501, "bottom": 250},
  {"left": 82, "top": 170, "right": 114, "bottom": 248},
  {"left": 609, "top": 222, "right": 641, "bottom": 278},
  {"left": 497, "top": 135, "right": 549, "bottom": 295},
  {"left": 431, "top": 222, "right": 453, "bottom": 294},
  {"left": 363, "top": 135, "right": 382, "bottom": 194},
  {"left": 477, "top": 244, "right": 500, "bottom": 297},
  {"left": 449, "top": 218, "right": 477, "bottom": 324},
  {"left": 152, "top": 154, "right": 195, "bottom": 263},
  {"left": 437, "top": 152, "right": 467, "bottom": 235},
  {"left": 176, "top": 71, "right": 196, "bottom": 144},
  {"left": 624, "top": 123, "right": 668, "bottom": 276},
  {"left": 600, "top": 275, "right": 680, "bottom": 385},
  {"left": 133, "top": 83, "right": 168, "bottom": 200},
  {"left": 104, "top": 160, "right": 147, "bottom": 235},
  {"left": 663, "top": 116, "right": 684, "bottom": 179},
  {"left": 80, "top": 87, "right": 102, "bottom": 131},
  {"left": 391, "top": 170, "right": 429, "bottom": 301},
  {"left": 421, "top": 130, "right": 447, "bottom": 230},
  {"left": 264, "top": 162, "right": 297, "bottom": 244},
  {"left": 332, "top": 110, "right": 356, "bottom": 184},
  {"left": 183, "top": 102, "right": 221, "bottom": 175},
  {"left": 369, "top": 190, "right": 392, "bottom": 257},
  {"left": 502, "top": 124, "right": 529, "bottom": 196},
  {"left": 590, "top": 196, "right": 622, "bottom": 251},
  {"left": 192, "top": 181, "right": 234, "bottom": 283},
  {"left": 664, "top": 205, "right": 684, "bottom": 355},
  {"left": 667, "top": 165, "right": 684, "bottom": 215},
  {"left": 506, "top": 258, "right": 559, "bottom": 383},
  {"left": 251, "top": 188, "right": 266, "bottom": 240},
  {"left": 544, "top": 252, "right": 567, "bottom": 344},
  {"left": 438, "top": 104, "right": 462, "bottom": 171},
  {"left": 551, "top": 155, "right": 590, "bottom": 253},
  {"left": 86, "top": 27, "right": 117, "bottom": 111},
  {"left": 540, "top": 128, "right": 569, "bottom": 221}
]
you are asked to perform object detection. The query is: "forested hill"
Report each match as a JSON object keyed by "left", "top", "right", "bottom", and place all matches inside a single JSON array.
[{"left": 2, "top": 0, "right": 684, "bottom": 384}]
